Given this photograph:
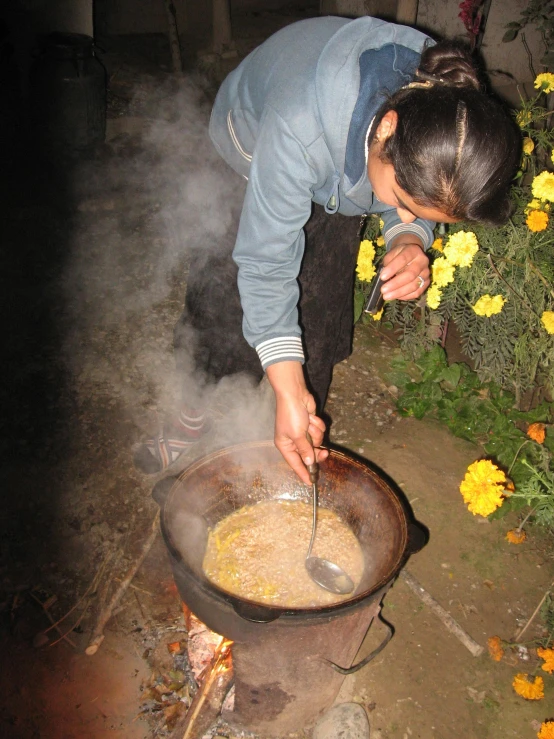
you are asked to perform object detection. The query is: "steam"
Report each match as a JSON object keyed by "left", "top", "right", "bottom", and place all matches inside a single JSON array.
[{"left": 62, "top": 72, "right": 275, "bottom": 457}]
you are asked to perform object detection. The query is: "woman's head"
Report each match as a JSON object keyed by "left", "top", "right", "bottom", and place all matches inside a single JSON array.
[{"left": 369, "top": 41, "right": 521, "bottom": 226}]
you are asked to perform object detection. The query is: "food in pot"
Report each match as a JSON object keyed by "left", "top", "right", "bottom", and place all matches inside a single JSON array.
[{"left": 202, "top": 499, "right": 364, "bottom": 607}]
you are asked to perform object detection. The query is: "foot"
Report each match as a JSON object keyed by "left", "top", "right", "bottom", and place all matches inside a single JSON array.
[{"left": 133, "top": 409, "right": 209, "bottom": 474}]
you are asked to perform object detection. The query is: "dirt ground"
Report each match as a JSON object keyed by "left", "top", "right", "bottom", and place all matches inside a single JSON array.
[{"left": 1, "top": 5, "right": 553, "bottom": 739}]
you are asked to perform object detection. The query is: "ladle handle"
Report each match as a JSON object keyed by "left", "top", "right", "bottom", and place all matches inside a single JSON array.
[
  {"left": 305, "top": 432, "right": 319, "bottom": 559},
  {"left": 305, "top": 432, "right": 319, "bottom": 483}
]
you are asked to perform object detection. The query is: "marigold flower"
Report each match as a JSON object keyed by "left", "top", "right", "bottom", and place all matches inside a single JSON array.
[
  {"left": 426, "top": 284, "right": 442, "bottom": 310},
  {"left": 506, "top": 528, "right": 526, "bottom": 544},
  {"left": 538, "top": 720, "right": 554, "bottom": 739},
  {"left": 443, "top": 231, "right": 479, "bottom": 267},
  {"left": 523, "top": 137, "right": 535, "bottom": 155},
  {"left": 534, "top": 73, "right": 554, "bottom": 94},
  {"left": 472, "top": 294, "right": 506, "bottom": 317},
  {"left": 516, "top": 109, "right": 532, "bottom": 128},
  {"left": 527, "top": 210, "right": 549, "bottom": 232},
  {"left": 460, "top": 459, "right": 507, "bottom": 517},
  {"left": 376, "top": 235, "right": 385, "bottom": 247},
  {"left": 512, "top": 673, "right": 544, "bottom": 700},
  {"left": 527, "top": 422, "right": 546, "bottom": 444},
  {"left": 537, "top": 647, "right": 554, "bottom": 674},
  {"left": 431, "top": 257, "right": 455, "bottom": 287},
  {"left": 541, "top": 311, "right": 554, "bottom": 334},
  {"left": 487, "top": 636, "right": 504, "bottom": 661},
  {"left": 356, "top": 240, "right": 376, "bottom": 282},
  {"left": 532, "top": 171, "right": 554, "bottom": 203},
  {"left": 432, "top": 237, "right": 444, "bottom": 252},
  {"left": 372, "top": 308, "right": 383, "bottom": 321}
]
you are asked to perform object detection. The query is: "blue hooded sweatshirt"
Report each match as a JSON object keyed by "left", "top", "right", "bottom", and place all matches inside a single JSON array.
[{"left": 209, "top": 15, "right": 434, "bottom": 370}]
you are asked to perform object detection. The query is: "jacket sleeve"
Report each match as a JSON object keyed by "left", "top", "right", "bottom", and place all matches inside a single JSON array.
[
  {"left": 232, "top": 106, "right": 320, "bottom": 371},
  {"left": 380, "top": 207, "right": 435, "bottom": 250}
]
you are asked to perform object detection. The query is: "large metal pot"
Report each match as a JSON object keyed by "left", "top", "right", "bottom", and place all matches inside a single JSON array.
[
  {"left": 159, "top": 440, "right": 424, "bottom": 635},
  {"left": 157, "top": 441, "right": 425, "bottom": 734}
]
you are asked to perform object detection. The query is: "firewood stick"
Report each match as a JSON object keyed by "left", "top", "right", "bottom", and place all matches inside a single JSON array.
[
  {"left": 400, "top": 569, "right": 484, "bottom": 657},
  {"left": 173, "top": 639, "right": 233, "bottom": 739},
  {"left": 85, "top": 511, "right": 160, "bottom": 656},
  {"left": 29, "top": 591, "right": 77, "bottom": 649}
]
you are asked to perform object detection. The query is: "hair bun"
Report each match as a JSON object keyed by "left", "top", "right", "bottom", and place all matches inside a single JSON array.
[{"left": 417, "top": 40, "right": 481, "bottom": 90}]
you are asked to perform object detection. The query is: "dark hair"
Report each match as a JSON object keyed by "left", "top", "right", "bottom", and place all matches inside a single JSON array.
[{"left": 375, "top": 41, "right": 521, "bottom": 226}]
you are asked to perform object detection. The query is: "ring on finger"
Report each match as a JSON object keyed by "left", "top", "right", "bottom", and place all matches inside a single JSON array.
[{"left": 416, "top": 275, "right": 425, "bottom": 289}]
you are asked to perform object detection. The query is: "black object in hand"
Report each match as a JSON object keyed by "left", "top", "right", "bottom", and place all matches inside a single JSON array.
[{"left": 364, "top": 267, "right": 385, "bottom": 315}]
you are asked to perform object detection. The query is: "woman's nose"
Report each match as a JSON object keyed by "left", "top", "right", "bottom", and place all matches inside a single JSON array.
[{"left": 397, "top": 207, "right": 416, "bottom": 223}]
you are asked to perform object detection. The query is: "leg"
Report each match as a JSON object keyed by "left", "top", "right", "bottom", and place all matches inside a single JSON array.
[{"left": 298, "top": 206, "right": 361, "bottom": 411}]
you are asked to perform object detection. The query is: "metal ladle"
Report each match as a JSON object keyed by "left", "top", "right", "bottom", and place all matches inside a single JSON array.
[{"left": 304, "top": 441, "right": 355, "bottom": 595}]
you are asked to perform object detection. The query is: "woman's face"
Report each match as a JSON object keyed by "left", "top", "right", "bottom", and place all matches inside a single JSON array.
[{"left": 367, "top": 111, "right": 458, "bottom": 225}]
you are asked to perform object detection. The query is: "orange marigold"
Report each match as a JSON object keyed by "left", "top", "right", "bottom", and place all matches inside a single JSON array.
[
  {"left": 527, "top": 210, "right": 549, "bottom": 232},
  {"left": 512, "top": 673, "right": 544, "bottom": 700},
  {"left": 538, "top": 720, "right": 554, "bottom": 739},
  {"left": 537, "top": 647, "right": 554, "bottom": 674},
  {"left": 506, "top": 529, "right": 526, "bottom": 544},
  {"left": 527, "top": 422, "right": 546, "bottom": 444},
  {"left": 487, "top": 635, "right": 504, "bottom": 661}
]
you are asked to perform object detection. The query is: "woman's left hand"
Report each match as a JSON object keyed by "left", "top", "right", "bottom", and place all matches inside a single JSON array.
[{"left": 379, "top": 239, "right": 430, "bottom": 301}]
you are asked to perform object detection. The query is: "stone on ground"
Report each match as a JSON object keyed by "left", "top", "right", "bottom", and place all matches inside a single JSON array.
[{"left": 313, "top": 702, "right": 370, "bottom": 739}]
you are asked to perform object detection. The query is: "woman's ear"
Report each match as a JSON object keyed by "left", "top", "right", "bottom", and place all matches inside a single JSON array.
[{"left": 375, "top": 110, "right": 398, "bottom": 142}]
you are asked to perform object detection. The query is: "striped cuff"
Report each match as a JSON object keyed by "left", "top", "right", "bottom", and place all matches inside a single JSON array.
[
  {"left": 256, "top": 336, "right": 305, "bottom": 370},
  {"left": 383, "top": 222, "right": 431, "bottom": 250}
]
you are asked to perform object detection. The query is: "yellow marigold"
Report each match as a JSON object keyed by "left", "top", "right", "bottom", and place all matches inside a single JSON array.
[
  {"left": 523, "top": 137, "right": 535, "bottom": 155},
  {"left": 372, "top": 308, "right": 383, "bottom": 321},
  {"left": 431, "top": 257, "right": 455, "bottom": 287},
  {"left": 527, "top": 210, "right": 549, "bottom": 232},
  {"left": 472, "top": 294, "right": 506, "bottom": 317},
  {"left": 506, "top": 528, "right": 526, "bottom": 544},
  {"left": 513, "top": 673, "right": 544, "bottom": 700},
  {"left": 527, "top": 422, "right": 546, "bottom": 444},
  {"left": 432, "top": 237, "right": 444, "bottom": 252},
  {"left": 537, "top": 647, "right": 554, "bottom": 674},
  {"left": 532, "top": 171, "right": 554, "bottom": 203},
  {"left": 517, "top": 109, "right": 532, "bottom": 128},
  {"left": 376, "top": 235, "right": 385, "bottom": 247},
  {"left": 534, "top": 72, "right": 554, "bottom": 94},
  {"left": 538, "top": 721, "right": 554, "bottom": 739},
  {"left": 487, "top": 636, "right": 504, "bottom": 661},
  {"left": 443, "top": 231, "right": 479, "bottom": 268},
  {"left": 356, "top": 240, "right": 376, "bottom": 282},
  {"left": 426, "top": 284, "right": 442, "bottom": 310},
  {"left": 460, "top": 459, "right": 507, "bottom": 517},
  {"left": 541, "top": 311, "right": 554, "bottom": 334}
]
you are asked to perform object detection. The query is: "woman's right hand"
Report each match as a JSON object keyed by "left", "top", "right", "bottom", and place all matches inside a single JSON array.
[{"left": 265, "top": 361, "right": 328, "bottom": 484}]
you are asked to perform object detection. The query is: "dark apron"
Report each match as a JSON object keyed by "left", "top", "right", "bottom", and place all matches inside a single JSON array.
[{"left": 175, "top": 184, "right": 361, "bottom": 412}]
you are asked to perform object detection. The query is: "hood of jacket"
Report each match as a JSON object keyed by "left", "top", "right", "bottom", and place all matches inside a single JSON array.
[{"left": 315, "top": 16, "right": 432, "bottom": 197}]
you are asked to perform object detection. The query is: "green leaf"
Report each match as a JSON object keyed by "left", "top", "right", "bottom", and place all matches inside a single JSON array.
[
  {"left": 502, "top": 28, "right": 519, "bottom": 42},
  {"left": 436, "top": 363, "right": 462, "bottom": 391}
]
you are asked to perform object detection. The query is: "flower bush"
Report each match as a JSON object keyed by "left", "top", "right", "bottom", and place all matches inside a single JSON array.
[{"left": 356, "top": 73, "right": 554, "bottom": 533}]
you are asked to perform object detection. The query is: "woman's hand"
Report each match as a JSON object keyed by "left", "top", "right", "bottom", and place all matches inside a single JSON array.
[
  {"left": 265, "top": 361, "right": 329, "bottom": 484},
  {"left": 379, "top": 238, "right": 430, "bottom": 301}
]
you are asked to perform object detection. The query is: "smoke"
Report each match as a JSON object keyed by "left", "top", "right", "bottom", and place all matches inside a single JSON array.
[{"left": 62, "top": 72, "right": 275, "bottom": 459}]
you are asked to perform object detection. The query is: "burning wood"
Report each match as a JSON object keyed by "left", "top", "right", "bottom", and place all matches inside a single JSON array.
[{"left": 173, "top": 630, "right": 234, "bottom": 739}]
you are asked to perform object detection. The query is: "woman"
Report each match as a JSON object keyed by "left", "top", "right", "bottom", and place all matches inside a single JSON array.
[{"left": 134, "top": 15, "right": 520, "bottom": 482}]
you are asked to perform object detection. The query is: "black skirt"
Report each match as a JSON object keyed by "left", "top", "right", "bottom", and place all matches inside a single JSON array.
[{"left": 175, "top": 191, "right": 362, "bottom": 412}]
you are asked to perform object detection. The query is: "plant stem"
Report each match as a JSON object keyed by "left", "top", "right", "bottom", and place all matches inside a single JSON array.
[
  {"left": 508, "top": 439, "right": 530, "bottom": 476},
  {"left": 487, "top": 254, "right": 538, "bottom": 316}
]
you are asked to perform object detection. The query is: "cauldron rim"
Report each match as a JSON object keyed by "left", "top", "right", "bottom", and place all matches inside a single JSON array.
[{"left": 160, "top": 440, "right": 417, "bottom": 621}]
